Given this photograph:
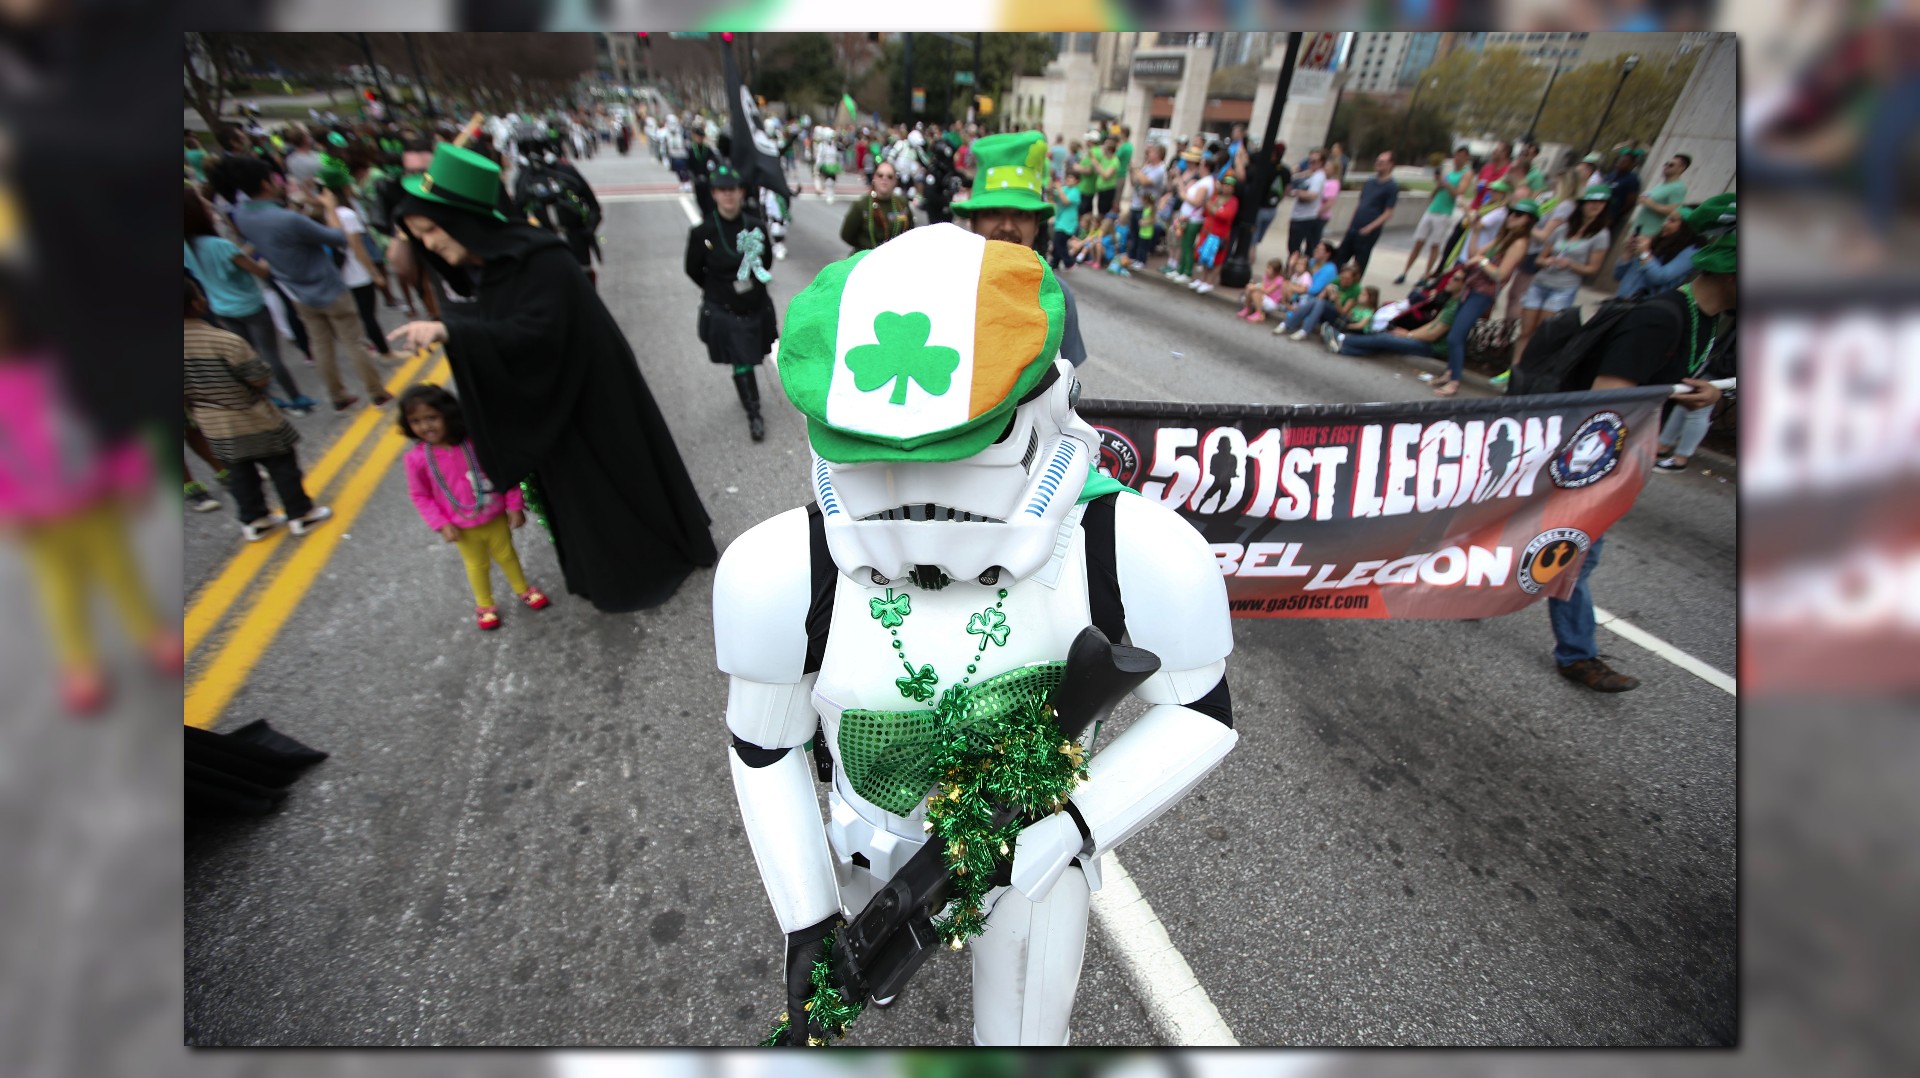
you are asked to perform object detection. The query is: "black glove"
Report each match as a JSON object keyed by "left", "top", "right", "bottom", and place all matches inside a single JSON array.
[{"left": 775, "top": 915, "right": 839, "bottom": 1046}]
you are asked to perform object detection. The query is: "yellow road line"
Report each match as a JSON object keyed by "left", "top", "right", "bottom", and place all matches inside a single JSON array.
[
  {"left": 183, "top": 346, "right": 438, "bottom": 656},
  {"left": 185, "top": 356, "right": 450, "bottom": 729}
]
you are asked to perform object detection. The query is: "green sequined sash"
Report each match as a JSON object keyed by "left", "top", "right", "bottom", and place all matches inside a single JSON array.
[{"left": 837, "top": 661, "right": 1065, "bottom": 817}]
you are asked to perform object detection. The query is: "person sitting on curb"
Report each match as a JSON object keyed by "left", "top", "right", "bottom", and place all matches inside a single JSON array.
[{"left": 1323, "top": 271, "right": 1467, "bottom": 359}]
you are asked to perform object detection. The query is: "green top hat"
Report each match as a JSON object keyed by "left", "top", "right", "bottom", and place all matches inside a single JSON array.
[
  {"left": 1580, "top": 183, "right": 1613, "bottom": 201},
  {"left": 400, "top": 143, "right": 508, "bottom": 222},
  {"left": 315, "top": 154, "right": 352, "bottom": 192},
  {"left": 1684, "top": 192, "right": 1736, "bottom": 236},
  {"left": 950, "top": 131, "right": 1055, "bottom": 219}
]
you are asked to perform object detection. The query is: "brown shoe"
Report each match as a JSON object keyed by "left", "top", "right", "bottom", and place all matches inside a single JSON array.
[{"left": 1557, "top": 657, "right": 1640, "bottom": 693}]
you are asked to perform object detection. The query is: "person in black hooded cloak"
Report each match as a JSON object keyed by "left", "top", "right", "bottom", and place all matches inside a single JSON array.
[{"left": 385, "top": 143, "right": 717, "bottom": 612}]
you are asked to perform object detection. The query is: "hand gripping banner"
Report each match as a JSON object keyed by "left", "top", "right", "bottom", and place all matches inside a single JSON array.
[{"left": 1080, "top": 387, "right": 1671, "bottom": 619}]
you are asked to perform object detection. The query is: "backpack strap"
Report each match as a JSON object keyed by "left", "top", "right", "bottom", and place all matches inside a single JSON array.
[{"left": 1080, "top": 493, "right": 1128, "bottom": 645}]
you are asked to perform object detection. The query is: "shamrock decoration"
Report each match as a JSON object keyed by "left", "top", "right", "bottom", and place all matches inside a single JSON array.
[
  {"left": 868, "top": 588, "right": 912, "bottom": 628},
  {"left": 966, "top": 607, "right": 1011, "bottom": 649},
  {"left": 896, "top": 664, "right": 939, "bottom": 702},
  {"left": 844, "top": 311, "right": 960, "bottom": 406},
  {"left": 736, "top": 228, "right": 773, "bottom": 283}
]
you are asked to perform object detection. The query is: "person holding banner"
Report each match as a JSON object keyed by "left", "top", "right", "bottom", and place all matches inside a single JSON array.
[{"left": 1545, "top": 197, "right": 1737, "bottom": 693}]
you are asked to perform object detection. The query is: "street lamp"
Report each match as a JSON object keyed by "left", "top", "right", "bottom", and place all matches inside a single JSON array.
[
  {"left": 1523, "top": 56, "right": 1562, "bottom": 144},
  {"left": 1585, "top": 53, "right": 1640, "bottom": 156}
]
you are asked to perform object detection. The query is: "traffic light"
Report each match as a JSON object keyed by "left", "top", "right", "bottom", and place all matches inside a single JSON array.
[
  {"left": 636, "top": 32, "right": 650, "bottom": 48},
  {"left": 721, "top": 32, "right": 734, "bottom": 43}
]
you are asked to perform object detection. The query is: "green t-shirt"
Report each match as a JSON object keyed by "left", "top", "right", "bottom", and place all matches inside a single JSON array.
[
  {"left": 1427, "top": 298, "right": 1461, "bottom": 358},
  {"left": 1117, "top": 141, "right": 1134, "bottom": 178},
  {"left": 1430, "top": 167, "right": 1467, "bottom": 216},
  {"left": 1525, "top": 165, "right": 1548, "bottom": 194},
  {"left": 1335, "top": 281, "right": 1362, "bottom": 308},
  {"left": 1635, "top": 179, "right": 1688, "bottom": 236},
  {"left": 185, "top": 148, "right": 206, "bottom": 179},
  {"left": 1348, "top": 305, "right": 1375, "bottom": 328},
  {"left": 1088, "top": 147, "right": 1119, "bottom": 192}
]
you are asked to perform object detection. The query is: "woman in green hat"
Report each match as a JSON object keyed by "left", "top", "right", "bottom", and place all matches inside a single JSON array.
[{"left": 386, "top": 143, "right": 718, "bottom": 611}]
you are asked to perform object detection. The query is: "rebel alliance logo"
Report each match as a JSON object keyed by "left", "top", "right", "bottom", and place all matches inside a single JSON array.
[
  {"left": 740, "top": 87, "right": 781, "bottom": 158},
  {"left": 1519, "top": 528, "right": 1592, "bottom": 594},
  {"left": 1094, "top": 426, "right": 1142, "bottom": 487},
  {"left": 1549, "top": 411, "right": 1628, "bottom": 489}
]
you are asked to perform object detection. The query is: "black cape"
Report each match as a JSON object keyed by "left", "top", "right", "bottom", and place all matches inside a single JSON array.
[{"left": 397, "top": 195, "right": 718, "bottom": 611}]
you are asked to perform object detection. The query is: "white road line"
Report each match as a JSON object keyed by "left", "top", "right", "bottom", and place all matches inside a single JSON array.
[
  {"left": 1594, "top": 606, "right": 1737, "bottom": 695},
  {"left": 600, "top": 192, "right": 697, "bottom": 203},
  {"left": 1089, "top": 852, "right": 1240, "bottom": 1045},
  {"left": 678, "top": 194, "right": 701, "bottom": 224}
]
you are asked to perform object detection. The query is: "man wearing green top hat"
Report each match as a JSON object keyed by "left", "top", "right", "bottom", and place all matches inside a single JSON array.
[
  {"left": 385, "top": 141, "right": 719, "bottom": 611},
  {"left": 949, "top": 130, "right": 1087, "bottom": 366},
  {"left": 1539, "top": 193, "right": 1736, "bottom": 694}
]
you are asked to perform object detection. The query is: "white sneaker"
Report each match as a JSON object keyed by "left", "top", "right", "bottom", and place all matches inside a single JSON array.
[
  {"left": 1273, "top": 322, "right": 1291, "bottom": 336},
  {"left": 774, "top": 243, "right": 788, "bottom": 261},
  {"left": 1173, "top": 273, "right": 1191, "bottom": 284},
  {"left": 241, "top": 513, "right": 287, "bottom": 543},
  {"left": 1289, "top": 329, "right": 1308, "bottom": 341},
  {"left": 1327, "top": 332, "right": 1345, "bottom": 354},
  {"left": 1188, "top": 279, "right": 1203, "bottom": 290},
  {"left": 288, "top": 505, "right": 333, "bottom": 536},
  {"left": 1196, "top": 282, "right": 1214, "bottom": 294}
]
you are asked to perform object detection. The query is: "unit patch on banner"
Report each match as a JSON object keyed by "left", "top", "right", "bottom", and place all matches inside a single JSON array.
[
  {"left": 1094, "top": 425, "right": 1143, "bottom": 487},
  {"left": 1518, "top": 528, "right": 1594, "bottom": 594},
  {"left": 1550, "top": 411, "right": 1629, "bottom": 490}
]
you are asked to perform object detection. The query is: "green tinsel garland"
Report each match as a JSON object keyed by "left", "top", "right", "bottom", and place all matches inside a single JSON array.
[
  {"left": 517, "top": 476, "right": 554, "bottom": 544},
  {"left": 758, "top": 678, "right": 1089, "bottom": 1046},
  {"left": 760, "top": 928, "right": 866, "bottom": 1046},
  {"left": 921, "top": 683, "right": 1089, "bottom": 945}
]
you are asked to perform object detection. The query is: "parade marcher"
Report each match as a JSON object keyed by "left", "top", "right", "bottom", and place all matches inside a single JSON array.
[
  {"left": 813, "top": 124, "right": 844, "bottom": 204},
  {"left": 718, "top": 221, "right": 1238, "bottom": 1046},
  {"left": 665, "top": 119, "right": 691, "bottom": 190},
  {"left": 511, "top": 124, "right": 603, "bottom": 287},
  {"left": 684, "top": 164, "right": 778, "bottom": 442},
  {"left": 948, "top": 131, "right": 1088, "bottom": 366},
  {"left": 689, "top": 127, "right": 721, "bottom": 222},
  {"left": 399, "top": 383, "right": 550, "bottom": 632},
  {"left": 386, "top": 143, "right": 718, "bottom": 611},
  {"left": 839, "top": 160, "right": 916, "bottom": 253},
  {"left": 1536, "top": 194, "right": 1737, "bottom": 692}
]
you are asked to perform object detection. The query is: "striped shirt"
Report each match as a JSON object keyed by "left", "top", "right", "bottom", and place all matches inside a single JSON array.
[{"left": 184, "top": 320, "right": 298, "bottom": 463}]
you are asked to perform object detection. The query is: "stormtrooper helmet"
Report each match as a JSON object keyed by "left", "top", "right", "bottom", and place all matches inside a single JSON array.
[{"left": 777, "top": 223, "right": 1092, "bottom": 587}]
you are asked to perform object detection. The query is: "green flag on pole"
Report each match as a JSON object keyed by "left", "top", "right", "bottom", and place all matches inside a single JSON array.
[{"left": 841, "top": 93, "right": 858, "bottom": 121}]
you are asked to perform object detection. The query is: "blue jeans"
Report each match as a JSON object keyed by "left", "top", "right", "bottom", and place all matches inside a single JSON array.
[
  {"left": 1548, "top": 536, "right": 1605, "bottom": 666},
  {"left": 1337, "top": 332, "right": 1437, "bottom": 358},
  {"left": 1864, "top": 77, "right": 1920, "bottom": 232},
  {"left": 1286, "top": 296, "right": 1339, "bottom": 335},
  {"left": 1253, "top": 206, "right": 1278, "bottom": 246},
  {"left": 1446, "top": 291, "right": 1495, "bottom": 382},
  {"left": 1660, "top": 402, "right": 1714, "bottom": 457}
]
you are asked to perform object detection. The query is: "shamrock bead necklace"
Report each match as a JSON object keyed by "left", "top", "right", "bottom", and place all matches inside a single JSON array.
[{"left": 869, "top": 584, "right": 1013, "bottom": 706}]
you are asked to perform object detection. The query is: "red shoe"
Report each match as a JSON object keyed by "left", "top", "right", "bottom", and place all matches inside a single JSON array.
[
  {"left": 518, "top": 587, "right": 550, "bottom": 611},
  {"left": 61, "top": 668, "right": 109, "bottom": 716},
  {"left": 477, "top": 607, "right": 502, "bottom": 631},
  {"left": 147, "top": 631, "right": 185, "bottom": 679}
]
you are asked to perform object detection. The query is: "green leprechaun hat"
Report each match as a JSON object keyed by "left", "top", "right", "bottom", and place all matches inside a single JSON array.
[
  {"left": 950, "top": 131, "right": 1055, "bottom": 219},
  {"left": 780, "top": 222, "right": 1065, "bottom": 464},
  {"left": 401, "top": 142, "right": 509, "bottom": 222}
]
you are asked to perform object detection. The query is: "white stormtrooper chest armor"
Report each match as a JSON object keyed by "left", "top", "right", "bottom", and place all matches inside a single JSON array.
[{"left": 813, "top": 505, "right": 1091, "bottom": 838}]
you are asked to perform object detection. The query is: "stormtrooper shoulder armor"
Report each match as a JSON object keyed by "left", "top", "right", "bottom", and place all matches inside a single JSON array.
[
  {"left": 714, "top": 507, "right": 815, "bottom": 684},
  {"left": 1109, "top": 494, "right": 1233, "bottom": 684}
]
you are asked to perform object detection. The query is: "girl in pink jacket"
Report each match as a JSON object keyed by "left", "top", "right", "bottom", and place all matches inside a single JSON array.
[
  {"left": 398, "top": 384, "right": 549, "bottom": 630},
  {"left": 0, "top": 345, "right": 178, "bottom": 713}
]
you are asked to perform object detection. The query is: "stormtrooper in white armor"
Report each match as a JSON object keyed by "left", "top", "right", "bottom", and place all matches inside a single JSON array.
[{"left": 715, "top": 223, "right": 1237, "bottom": 1046}]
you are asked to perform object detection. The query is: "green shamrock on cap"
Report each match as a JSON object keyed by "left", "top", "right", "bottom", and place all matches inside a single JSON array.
[{"left": 845, "top": 311, "right": 960, "bottom": 406}]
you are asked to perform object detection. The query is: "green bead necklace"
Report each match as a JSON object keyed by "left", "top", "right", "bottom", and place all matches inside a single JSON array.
[{"left": 869, "top": 585, "right": 1013, "bottom": 709}]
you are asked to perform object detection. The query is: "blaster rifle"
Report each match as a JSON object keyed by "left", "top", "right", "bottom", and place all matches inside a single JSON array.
[{"left": 827, "top": 626, "right": 1159, "bottom": 1005}]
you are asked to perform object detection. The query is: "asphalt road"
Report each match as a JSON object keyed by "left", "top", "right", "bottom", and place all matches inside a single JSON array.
[{"left": 181, "top": 150, "right": 1737, "bottom": 1048}]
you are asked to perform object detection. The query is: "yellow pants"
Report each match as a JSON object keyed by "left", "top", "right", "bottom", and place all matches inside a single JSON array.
[
  {"left": 19, "top": 501, "right": 160, "bottom": 671},
  {"left": 453, "top": 514, "right": 529, "bottom": 609}
]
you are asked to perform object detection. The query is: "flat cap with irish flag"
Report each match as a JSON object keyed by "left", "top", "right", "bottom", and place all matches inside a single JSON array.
[{"left": 780, "top": 222, "right": 1065, "bottom": 464}]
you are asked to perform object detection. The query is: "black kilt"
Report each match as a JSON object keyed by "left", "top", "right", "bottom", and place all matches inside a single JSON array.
[{"left": 699, "top": 301, "right": 778, "bottom": 367}]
